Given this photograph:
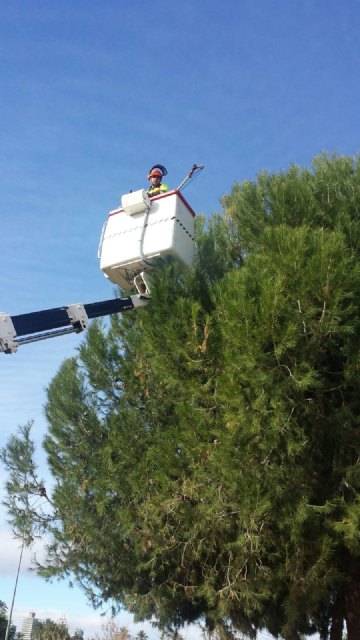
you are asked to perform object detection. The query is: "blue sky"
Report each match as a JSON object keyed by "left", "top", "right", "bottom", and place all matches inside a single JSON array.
[{"left": 0, "top": 1, "right": 359, "bottom": 638}]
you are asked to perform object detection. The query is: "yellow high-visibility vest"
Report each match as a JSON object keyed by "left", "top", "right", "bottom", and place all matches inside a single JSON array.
[{"left": 147, "top": 183, "right": 169, "bottom": 196}]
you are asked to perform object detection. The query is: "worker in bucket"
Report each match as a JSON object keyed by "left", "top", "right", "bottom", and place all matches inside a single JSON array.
[{"left": 147, "top": 164, "right": 169, "bottom": 197}]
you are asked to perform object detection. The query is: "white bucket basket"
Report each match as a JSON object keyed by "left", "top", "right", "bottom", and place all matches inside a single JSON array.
[{"left": 98, "top": 189, "right": 196, "bottom": 291}]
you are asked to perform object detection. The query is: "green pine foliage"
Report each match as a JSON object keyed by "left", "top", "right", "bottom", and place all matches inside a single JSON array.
[{"left": 3, "top": 153, "right": 360, "bottom": 640}]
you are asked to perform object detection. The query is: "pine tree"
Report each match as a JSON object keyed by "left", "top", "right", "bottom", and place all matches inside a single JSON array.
[{"left": 3, "top": 154, "right": 360, "bottom": 639}]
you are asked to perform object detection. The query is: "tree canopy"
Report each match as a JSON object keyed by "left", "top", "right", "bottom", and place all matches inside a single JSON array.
[
  {"left": 0, "top": 601, "right": 18, "bottom": 640},
  {"left": 32, "top": 617, "right": 72, "bottom": 640},
  {"left": 3, "top": 154, "right": 360, "bottom": 640}
]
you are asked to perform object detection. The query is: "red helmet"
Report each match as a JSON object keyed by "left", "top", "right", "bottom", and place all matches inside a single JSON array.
[
  {"left": 148, "top": 169, "right": 163, "bottom": 180},
  {"left": 147, "top": 164, "right": 168, "bottom": 181}
]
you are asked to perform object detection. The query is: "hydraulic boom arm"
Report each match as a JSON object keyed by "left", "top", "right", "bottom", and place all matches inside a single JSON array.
[{"left": 0, "top": 294, "right": 148, "bottom": 354}]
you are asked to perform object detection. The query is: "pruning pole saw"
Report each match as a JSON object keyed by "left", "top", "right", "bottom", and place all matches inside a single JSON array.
[{"left": 177, "top": 163, "right": 205, "bottom": 192}]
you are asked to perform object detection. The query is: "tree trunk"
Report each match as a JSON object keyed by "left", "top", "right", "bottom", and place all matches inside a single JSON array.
[
  {"left": 345, "top": 561, "right": 360, "bottom": 640},
  {"left": 329, "top": 593, "right": 344, "bottom": 640}
]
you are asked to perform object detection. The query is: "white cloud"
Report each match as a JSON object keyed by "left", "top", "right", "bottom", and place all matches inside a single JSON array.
[{"left": 0, "top": 526, "right": 45, "bottom": 576}]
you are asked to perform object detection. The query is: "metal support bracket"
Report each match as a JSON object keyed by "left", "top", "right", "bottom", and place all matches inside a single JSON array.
[
  {"left": 66, "top": 304, "right": 89, "bottom": 332},
  {"left": 134, "top": 272, "right": 152, "bottom": 297},
  {"left": 0, "top": 313, "right": 18, "bottom": 353},
  {"left": 130, "top": 294, "right": 151, "bottom": 308}
]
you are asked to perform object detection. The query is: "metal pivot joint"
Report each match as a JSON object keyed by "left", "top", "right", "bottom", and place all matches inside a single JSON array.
[
  {"left": 0, "top": 313, "right": 18, "bottom": 354},
  {"left": 66, "top": 304, "right": 89, "bottom": 332}
]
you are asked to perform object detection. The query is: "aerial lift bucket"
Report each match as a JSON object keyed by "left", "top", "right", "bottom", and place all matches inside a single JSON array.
[{"left": 98, "top": 189, "right": 196, "bottom": 295}]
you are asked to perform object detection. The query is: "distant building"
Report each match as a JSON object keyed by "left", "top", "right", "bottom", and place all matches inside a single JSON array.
[{"left": 20, "top": 612, "right": 41, "bottom": 640}]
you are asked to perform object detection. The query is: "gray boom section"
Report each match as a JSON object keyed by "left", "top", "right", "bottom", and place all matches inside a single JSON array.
[
  {"left": 11, "top": 297, "right": 135, "bottom": 336},
  {"left": 0, "top": 295, "right": 148, "bottom": 354}
]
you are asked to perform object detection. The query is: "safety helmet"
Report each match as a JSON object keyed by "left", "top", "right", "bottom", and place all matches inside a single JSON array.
[
  {"left": 148, "top": 169, "right": 163, "bottom": 180},
  {"left": 147, "top": 164, "right": 168, "bottom": 181}
]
